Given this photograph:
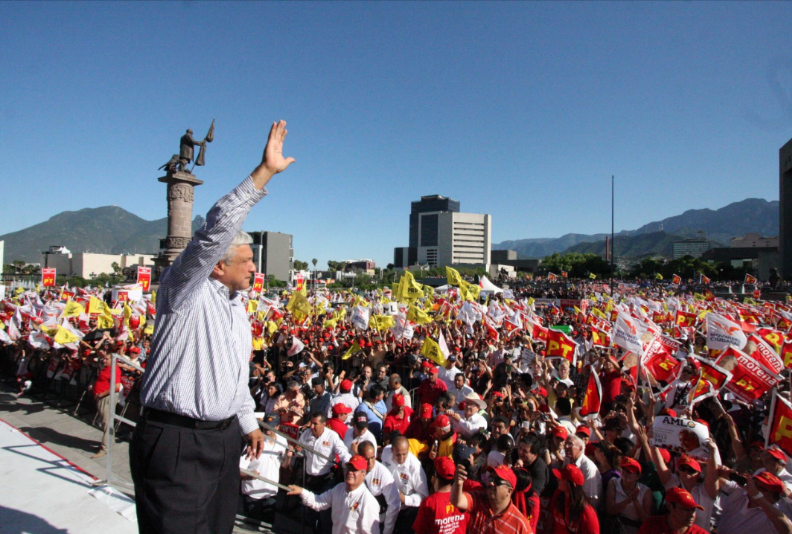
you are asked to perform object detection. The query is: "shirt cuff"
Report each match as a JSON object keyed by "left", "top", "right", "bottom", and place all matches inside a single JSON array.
[
  {"left": 239, "top": 176, "right": 269, "bottom": 203},
  {"left": 238, "top": 413, "right": 260, "bottom": 435}
]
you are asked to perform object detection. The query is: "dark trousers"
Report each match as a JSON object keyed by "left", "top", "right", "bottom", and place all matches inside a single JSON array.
[
  {"left": 394, "top": 506, "right": 419, "bottom": 534},
  {"left": 130, "top": 415, "right": 242, "bottom": 534}
]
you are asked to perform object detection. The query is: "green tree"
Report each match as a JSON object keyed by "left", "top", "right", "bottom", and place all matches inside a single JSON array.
[{"left": 294, "top": 260, "right": 308, "bottom": 271}]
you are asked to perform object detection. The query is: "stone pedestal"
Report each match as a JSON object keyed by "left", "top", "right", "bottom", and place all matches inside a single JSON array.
[{"left": 154, "top": 171, "right": 203, "bottom": 270}]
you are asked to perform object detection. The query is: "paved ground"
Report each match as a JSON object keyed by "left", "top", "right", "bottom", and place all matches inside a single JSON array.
[{"left": 0, "top": 382, "right": 134, "bottom": 493}]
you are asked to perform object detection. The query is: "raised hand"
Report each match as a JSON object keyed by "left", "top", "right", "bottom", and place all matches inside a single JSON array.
[{"left": 252, "top": 120, "right": 296, "bottom": 189}]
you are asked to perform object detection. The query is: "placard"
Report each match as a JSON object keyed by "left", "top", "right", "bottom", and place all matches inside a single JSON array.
[{"left": 650, "top": 416, "right": 710, "bottom": 460}]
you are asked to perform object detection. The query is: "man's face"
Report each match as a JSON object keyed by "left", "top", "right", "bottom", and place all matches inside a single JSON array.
[
  {"left": 309, "top": 417, "right": 326, "bottom": 438},
  {"left": 389, "top": 377, "right": 399, "bottom": 391},
  {"left": 761, "top": 452, "right": 784, "bottom": 474},
  {"left": 393, "top": 442, "right": 409, "bottom": 465},
  {"left": 559, "top": 363, "right": 570, "bottom": 378},
  {"left": 377, "top": 367, "right": 387, "bottom": 379},
  {"left": 518, "top": 442, "right": 536, "bottom": 465},
  {"left": 454, "top": 375, "right": 465, "bottom": 390},
  {"left": 313, "top": 383, "right": 324, "bottom": 396},
  {"left": 564, "top": 437, "right": 582, "bottom": 460},
  {"left": 345, "top": 466, "right": 366, "bottom": 490},
  {"left": 485, "top": 475, "right": 513, "bottom": 506},
  {"left": 363, "top": 366, "right": 372, "bottom": 379},
  {"left": 428, "top": 372, "right": 437, "bottom": 383},
  {"left": 668, "top": 503, "right": 696, "bottom": 529},
  {"left": 216, "top": 245, "right": 256, "bottom": 293},
  {"left": 362, "top": 448, "right": 376, "bottom": 473},
  {"left": 464, "top": 404, "right": 477, "bottom": 418},
  {"left": 492, "top": 422, "right": 507, "bottom": 439}
]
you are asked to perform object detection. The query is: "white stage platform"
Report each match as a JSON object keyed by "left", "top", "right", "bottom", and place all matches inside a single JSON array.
[{"left": 0, "top": 418, "right": 138, "bottom": 534}]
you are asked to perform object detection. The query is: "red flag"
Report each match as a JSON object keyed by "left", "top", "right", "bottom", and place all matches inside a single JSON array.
[
  {"left": 691, "top": 354, "right": 732, "bottom": 391},
  {"left": 579, "top": 371, "right": 602, "bottom": 419},
  {"left": 591, "top": 328, "right": 610, "bottom": 347},
  {"left": 548, "top": 273, "right": 558, "bottom": 281},
  {"left": 137, "top": 266, "right": 152, "bottom": 292},
  {"left": 701, "top": 274, "right": 711, "bottom": 285},
  {"left": 715, "top": 346, "right": 782, "bottom": 403},
  {"left": 767, "top": 391, "right": 792, "bottom": 457},
  {"left": 561, "top": 271, "right": 568, "bottom": 278},
  {"left": 546, "top": 329, "right": 578, "bottom": 365},
  {"left": 704, "top": 290, "right": 715, "bottom": 302},
  {"left": 745, "top": 274, "right": 758, "bottom": 285},
  {"left": 782, "top": 341, "right": 792, "bottom": 370},
  {"left": 252, "top": 273, "right": 265, "bottom": 292},
  {"left": 41, "top": 268, "right": 56, "bottom": 287},
  {"left": 675, "top": 310, "right": 697, "bottom": 327},
  {"left": 672, "top": 274, "right": 682, "bottom": 285},
  {"left": 745, "top": 334, "right": 784, "bottom": 375}
]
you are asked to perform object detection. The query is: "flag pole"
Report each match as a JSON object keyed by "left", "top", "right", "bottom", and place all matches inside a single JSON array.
[{"left": 610, "top": 175, "right": 615, "bottom": 297}]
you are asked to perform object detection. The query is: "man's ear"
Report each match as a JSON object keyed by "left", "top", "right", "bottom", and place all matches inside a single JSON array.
[{"left": 211, "top": 260, "right": 226, "bottom": 279}]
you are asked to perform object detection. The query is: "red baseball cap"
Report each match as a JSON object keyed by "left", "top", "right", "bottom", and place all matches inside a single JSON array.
[
  {"left": 487, "top": 464, "right": 517, "bottom": 488},
  {"left": 575, "top": 425, "right": 591, "bottom": 437},
  {"left": 621, "top": 457, "right": 642, "bottom": 474},
  {"left": 420, "top": 403, "right": 433, "bottom": 419},
  {"left": 551, "top": 426, "right": 569, "bottom": 440},
  {"left": 765, "top": 447, "right": 787, "bottom": 464},
  {"left": 426, "top": 366, "right": 439, "bottom": 375},
  {"left": 332, "top": 403, "right": 352, "bottom": 415},
  {"left": 434, "top": 456, "right": 456, "bottom": 479},
  {"left": 678, "top": 456, "right": 702, "bottom": 474},
  {"left": 553, "top": 464, "right": 584, "bottom": 486},
  {"left": 658, "top": 448, "right": 671, "bottom": 464},
  {"left": 340, "top": 379, "right": 353, "bottom": 392},
  {"left": 754, "top": 471, "right": 786, "bottom": 494},
  {"left": 346, "top": 455, "right": 368, "bottom": 471},
  {"left": 665, "top": 487, "right": 703, "bottom": 510},
  {"left": 434, "top": 415, "right": 451, "bottom": 428},
  {"left": 536, "top": 387, "right": 548, "bottom": 397},
  {"left": 128, "top": 347, "right": 141, "bottom": 354},
  {"left": 392, "top": 393, "right": 405, "bottom": 407}
]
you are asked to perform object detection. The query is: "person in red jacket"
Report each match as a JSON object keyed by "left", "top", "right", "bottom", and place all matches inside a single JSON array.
[
  {"left": 91, "top": 350, "right": 121, "bottom": 458},
  {"left": 405, "top": 403, "right": 435, "bottom": 444},
  {"left": 327, "top": 402, "right": 352, "bottom": 441},
  {"left": 383, "top": 393, "right": 413, "bottom": 442},
  {"left": 547, "top": 464, "right": 600, "bottom": 534}
]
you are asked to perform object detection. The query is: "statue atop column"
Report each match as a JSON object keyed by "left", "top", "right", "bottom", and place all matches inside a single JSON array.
[{"left": 159, "top": 120, "right": 215, "bottom": 175}]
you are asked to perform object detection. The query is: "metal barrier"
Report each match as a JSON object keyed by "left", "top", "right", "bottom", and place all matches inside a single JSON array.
[{"left": 102, "top": 353, "right": 335, "bottom": 532}]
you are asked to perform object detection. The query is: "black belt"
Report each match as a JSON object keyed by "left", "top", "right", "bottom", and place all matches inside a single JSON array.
[{"left": 144, "top": 408, "right": 236, "bottom": 431}]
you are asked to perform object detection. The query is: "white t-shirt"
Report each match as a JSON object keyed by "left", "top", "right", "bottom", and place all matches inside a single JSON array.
[{"left": 239, "top": 434, "right": 288, "bottom": 499}]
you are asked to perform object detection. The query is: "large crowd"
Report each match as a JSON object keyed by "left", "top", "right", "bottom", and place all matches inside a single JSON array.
[{"left": 2, "top": 271, "right": 792, "bottom": 534}]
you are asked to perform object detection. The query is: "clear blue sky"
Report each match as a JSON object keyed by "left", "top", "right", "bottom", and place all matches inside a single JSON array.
[{"left": 2, "top": 2, "right": 792, "bottom": 268}]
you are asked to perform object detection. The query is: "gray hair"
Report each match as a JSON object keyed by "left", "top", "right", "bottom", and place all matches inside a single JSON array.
[{"left": 220, "top": 230, "right": 253, "bottom": 264}]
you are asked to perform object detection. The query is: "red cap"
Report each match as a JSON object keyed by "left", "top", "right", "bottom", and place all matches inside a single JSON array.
[
  {"left": 492, "top": 391, "right": 504, "bottom": 399},
  {"left": 536, "top": 387, "right": 548, "bottom": 397},
  {"left": 340, "top": 379, "right": 353, "bottom": 392},
  {"left": 621, "top": 375, "right": 636, "bottom": 390},
  {"left": 658, "top": 448, "right": 671, "bottom": 464},
  {"left": 434, "top": 456, "right": 456, "bottom": 479},
  {"left": 434, "top": 415, "right": 451, "bottom": 428},
  {"left": 766, "top": 447, "right": 787, "bottom": 464},
  {"left": 678, "top": 456, "right": 701, "bottom": 474},
  {"left": 128, "top": 347, "right": 141, "bottom": 354},
  {"left": 487, "top": 464, "right": 517, "bottom": 488},
  {"left": 665, "top": 487, "right": 704, "bottom": 510},
  {"left": 346, "top": 455, "right": 368, "bottom": 471},
  {"left": 420, "top": 403, "right": 433, "bottom": 419},
  {"left": 660, "top": 408, "right": 678, "bottom": 418},
  {"left": 551, "top": 426, "right": 569, "bottom": 440},
  {"left": 553, "top": 464, "right": 584, "bottom": 486},
  {"left": 392, "top": 393, "right": 405, "bottom": 407},
  {"left": 620, "top": 457, "right": 642, "bottom": 474},
  {"left": 332, "top": 403, "right": 352, "bottom": 415},
  {"left": 426, "top": 366, "right": 439, "bottom": 375},
  {"left": 754, "top": 471, "right": 786, "bottom": 494},
  {"left": 575, "top": 425, "right": 591, "bottom": 437}
]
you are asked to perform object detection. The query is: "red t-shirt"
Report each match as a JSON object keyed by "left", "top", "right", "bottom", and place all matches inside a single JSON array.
[
  {"left": 600, "top": 370, "right": 622, "bottom": 410},
  {"left": 327, "top": 417, "right": 349, "bottom": 440},
  {"left": 413, "top": 490, "right": 469, "bottom": 534},
  {"left": 549, "top": 491, "right": 600, "bottom": 534},
  {"left": 93, "top": 364, "right": 121, "bottom": 399},
  {"left": 383, "top": 407, "right": 413, "bottom": 437},
  {"left": 418, "top": 378, "right": 448, "bottom": 406},
  {"left": 637, "top": 516, "right": 709, "bottom": 534}
]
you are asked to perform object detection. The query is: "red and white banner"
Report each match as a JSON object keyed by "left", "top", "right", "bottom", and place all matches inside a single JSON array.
[
  {"left": 545, "top": 329, "right": 578, "bottom": 365},
  {"left": 716, "top": 346, "right": 782, "bottom": 403},
  {"left": 744, "top": 334, "right": 784, "bottom": 375},
  {"left": 613, "top": 312, "right": 646, "bottom": 354},
  {"left": 41, "top": 268, "right": 56, "bottom": 287},
  {"left": 252, "top": 273, "right": 265, "bottom": 293},
  {"left": 137, "top": 266, "right": 151, "bottom": 292}
]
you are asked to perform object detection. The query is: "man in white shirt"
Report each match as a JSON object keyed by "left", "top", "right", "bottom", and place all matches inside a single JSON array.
[
  {"left": 385, "top": 374, "right": 412, "bottom": 412},
  {"left": 345, "top": 411, "right": 378, "bottom": 456},
  {"left": 564, "top": 435, "right": 602, "bottom": 510},
  {"left": 330, "top": 379, "right": 360, "bottom": 416},
  {"left": 360, "top": 441, "right": 400, "bottom": 534},
  {"left": 288, "top": 455, "right": 381, "bottom": 534},
  {"left": 388, "top": 435, "right": 429, "bottom": 534},
  {"left": 716, "top": 471, "right": 792, "bottom": 534},
  {"left": 239, "top": 414, "right": 290, "bottom": 522},
  {"left": 437, "top": 356, "right": 460, "bottom": 390},
  {"left": 299, "top": 412, "right": 352, "bottom": 488},
  {"left": 448, "top": 372, "right": 473, "bottom": 412},
  {"left": 448, "top": 393, "right": 487, "bottom": 439}
]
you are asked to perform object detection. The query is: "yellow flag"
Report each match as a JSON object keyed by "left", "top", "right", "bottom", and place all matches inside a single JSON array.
[
  {"left": 459, "top": 279, "right": 480, "bottom": 301},
  {"left": 151, "top": 290, "right": 157, "bottom": 305},
  {"left": 54, "top": 325, "right": 79, "bottom": 345},
  {"left": 370, "top": 314, "right": 395, "bottom": 331},
  {"left": 342, "top": 341, "right": 362, "bottom": 360},
  {"left": 421, "top": 336, "right": 446, "bottom": 366},
  {"left": 15, "top": 287, "right": 24, "bottom": 295},
  {"left": 247, "top": 300, "right": 258, "bottom": 314},
  {"left": 287, "top": 292, "right": 312, "bottom": 317},
  {"left": 252, "top": 337, "right": 263, "bottom": 351},
  {"left": 97, "top": 314, "right": 114, "bottom": 329},
  {"left": 446, "top": 266, "right": 463, "bottom": 286},
  {"left": 144, "top": 324, "right": 155, "bottom": 335},
  {"left": 591, "top": 307, "right": 606, "bottom": 320},
  {"left": 398, "top": 271, "right": 424, "bottom": 302},
  {"left": 41, "top": 324, "right": 59, "bottom": 337},
  {"left": 423, "top": 284, "right": 435, "bottom": 298},
  {"left": 527, "top": 297, "right": 535, "bottom": 307},
  {"left": 62, "top": 300, "right": 85, "bottom": 318},
  {"left": 589, "top": 273, "right": 596, "bottom": 280},
  {"left": 266, "top": 321, "right": 278, "bottom": 335},
  {"left": 124, "top": 303, "right": 133, "bottom": 325},
  {"left": 407, "top": 304, "right": 432, "bottom": 325},
  {"left": 0, "top": 320, "right": 4, "bottom": 330},
  {"left": 323, "top": 317, "right": 337, "bottom": 329},
  {"left": 89, "top": 296, "right": 107, "bottom": 315}
]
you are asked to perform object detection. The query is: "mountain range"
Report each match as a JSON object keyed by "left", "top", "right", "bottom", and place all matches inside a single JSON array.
[
  {"left": 493, "top": 198, "right": 778, "bottom": 258},
  {"left": 0, "top": 197, "right": 779, "bottom": 264},
  {"left": 0, "top": 207, "right": 205, "bottom": 263}
]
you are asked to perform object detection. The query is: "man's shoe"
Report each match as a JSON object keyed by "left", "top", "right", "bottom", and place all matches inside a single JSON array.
[{"left": 91, "top": 449, "right": 107, "bottom": 458}]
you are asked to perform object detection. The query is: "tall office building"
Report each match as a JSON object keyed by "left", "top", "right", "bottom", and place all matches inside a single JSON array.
[
  {"left": 781, "top": 137, "right": 792, "bottom": 278},
  {"left": 393, "top": 195, "right": 491, "bottom": 268},
  {"left": 248, "top": 231, "right": 294, "bottom": 282}
]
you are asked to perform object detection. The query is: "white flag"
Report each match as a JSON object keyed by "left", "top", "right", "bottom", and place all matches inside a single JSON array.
[
  {"left": 706, "top": 312, "right": 747, "bottom": 351},
  {"left": 287, "top": 337, "right": 305, "bottom": 357}
]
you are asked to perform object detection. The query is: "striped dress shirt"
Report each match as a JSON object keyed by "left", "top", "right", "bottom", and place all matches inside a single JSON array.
[{"left": 140, "top": 176, "right": 267, "bottom": 435}]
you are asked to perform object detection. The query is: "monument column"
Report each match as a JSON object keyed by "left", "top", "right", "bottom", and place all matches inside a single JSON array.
[{"left": 156, "top": 170, "right": 203, "bottom": 267}]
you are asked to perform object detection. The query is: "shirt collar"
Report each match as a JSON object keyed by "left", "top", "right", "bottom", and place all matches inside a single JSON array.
[{"left": 208, "top": 277, "right": 240, "bottom": 301}]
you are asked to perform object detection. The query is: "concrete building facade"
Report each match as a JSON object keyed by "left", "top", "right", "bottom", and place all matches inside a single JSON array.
[
  {"left": 39, "top": 247, "right": 155, "bottom": 279},
  {"left": 780, "top": 137, "right": 792, "bottom": 278},
  {"left": 394, "top": 195, "right": 491, "bottom": 269},
  {"left": 672, "top": 238, "right": 711, "bottom": 259},
  {"left": 731, "top": 233, "right": 779, "bottom": 248},
  {"left": 248, "top": 231, "right": 293, "bottom": 282}
]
